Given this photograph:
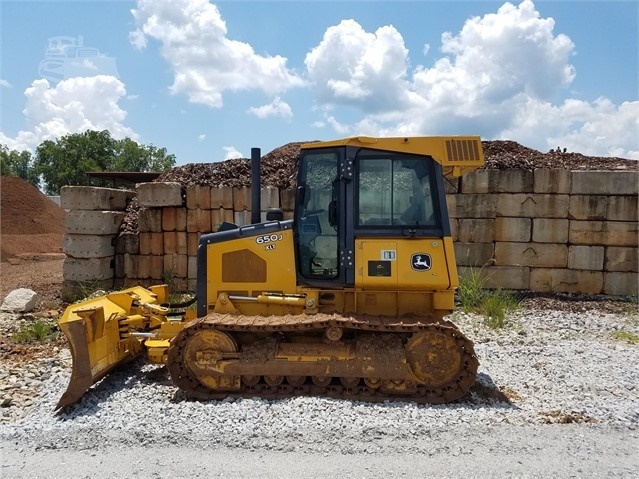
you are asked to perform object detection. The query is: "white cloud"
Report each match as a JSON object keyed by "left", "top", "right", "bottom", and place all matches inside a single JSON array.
[
  {"left": 305, "top": 19, "right": 410, "bottom": 111},
  {"left": 198, "top": 133, "right": 206, "bottom": 141},
  {"left": 247, "top": 97, "right": 293, "bottom": 120},
  {"left": 305, "top": 0, "right": 637, "bottom": 159},
  {"left": 130, "top": 0, "right": 305, "bottom": 108},
  {"left": 0, "top": 79, "right": 12, "bottom": 88},
  {"left": 0, "top": 76, "right": 136, "bottom": 152},
  {"left": 500, "top": 97, "right": 639, "bottom": 159},
  {"left": 223, "top": 146, "right": 243, "bottom": 160},
  {"left": 129, "top": 28, "right": 147, "bottom": 50},
  {"left": 436, "top": 0, "right": 575, "bottom": 101}
]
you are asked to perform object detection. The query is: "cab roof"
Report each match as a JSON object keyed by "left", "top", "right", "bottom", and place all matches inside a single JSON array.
[{"left": 300, "top": 136, "right": 484, "bottom": 178}]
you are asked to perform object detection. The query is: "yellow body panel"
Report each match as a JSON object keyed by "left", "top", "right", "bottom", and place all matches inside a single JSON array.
[
  {"left": 347, "top": 236, "right": 458, "bottom": 317},
  {"left": 302, "top": 136, "right": 484, "bottom": 178},
  {"left": 442, "top": 237, "right": 459, "bottom": 289},
  {"left": 205, "top": 228, "right": 298, "bottom": 312},
  {"left": 146, "top": 339, "right": 171, "bottom": 364},
  {"left": 355, "top": 237, "right": 452, "bottom": 290}
]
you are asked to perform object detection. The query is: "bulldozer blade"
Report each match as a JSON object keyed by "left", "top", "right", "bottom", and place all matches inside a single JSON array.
[
  {"left": 54, "top": 287, "right": 161, "bottom": 410},
  {"left": 55, "top": 315, "right": 141, "bottom": 410},
  {"left": 56, "top": 318, "right": 96, "bottom": 410}
]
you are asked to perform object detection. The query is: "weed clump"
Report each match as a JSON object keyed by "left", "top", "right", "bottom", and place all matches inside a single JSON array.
[
  {"left": 611, "top": 330, "right": 639, "bottom": 344},
  {"left": 457, "top": 268, "right": 520, "bottom": 328},
  {"left": 12, "top": 319, "right": 59, "bottom": 343}
]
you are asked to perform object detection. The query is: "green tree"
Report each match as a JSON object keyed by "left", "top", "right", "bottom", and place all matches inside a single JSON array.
[
  {"left": 112, "top": 138, "right": 147, "bottom": 171},
  {"left": 142, "top": 144, "right": 177, "bottom": 172},
  {"left": 33, "top": 130, "right": 176, "bottom": 195},
  {"left": 0, "top": 145, "right": 38, "bottom": 186},
  {"left": 112, "top": 138, "right": 176, "bottom": 172},
  {"left": 34, "top": 130, "right": 116, "bottom": 195}
]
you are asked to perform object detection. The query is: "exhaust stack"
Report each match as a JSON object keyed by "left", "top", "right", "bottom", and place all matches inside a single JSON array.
[{"left": 251, "top": 147, "right": 261, "bottom": 224}]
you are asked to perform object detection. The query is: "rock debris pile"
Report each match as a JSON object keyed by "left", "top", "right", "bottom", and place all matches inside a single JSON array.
[{"left": 119, "top": 196, "right": 139, "bottom": 234}]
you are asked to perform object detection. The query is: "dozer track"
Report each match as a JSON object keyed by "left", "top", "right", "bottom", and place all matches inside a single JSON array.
[{"left": 167, "top": 313, "right": 479, "bottom": 404}]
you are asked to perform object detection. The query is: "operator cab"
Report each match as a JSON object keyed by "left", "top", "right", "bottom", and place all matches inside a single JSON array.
[{"left": 293, "top": 140, "right": 450, "bottom": 288}]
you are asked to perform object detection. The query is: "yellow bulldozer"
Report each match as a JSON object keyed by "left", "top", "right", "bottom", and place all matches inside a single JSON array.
[{"left": 56, "top": 135, "right": 484, "bottom": 410}]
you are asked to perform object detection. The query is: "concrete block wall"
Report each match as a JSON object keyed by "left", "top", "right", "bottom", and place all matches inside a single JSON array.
[
  {"left": 62, "top": 169, "right": 638, "bottom": 298},
  {"left": 112, "top": 184, "right": 291, "bottom": 293},
  {"left": 452, "top": 169, "right": 638, "bottom": 296},
  {"left": 60, "top": 186, "right": 135, "bottom": 300}
]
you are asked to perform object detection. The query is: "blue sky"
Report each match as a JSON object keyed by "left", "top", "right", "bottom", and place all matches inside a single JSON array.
[{"left": 1, "top": 0, "right": 637, "bottom": 165}]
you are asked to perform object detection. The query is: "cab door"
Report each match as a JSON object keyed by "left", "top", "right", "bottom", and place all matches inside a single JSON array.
[
  {"left": 352, "top": 150, "right": 453, "bottom": 291},
  {"left": 294, "top": 148, "right": 349, "bottom": 286}
]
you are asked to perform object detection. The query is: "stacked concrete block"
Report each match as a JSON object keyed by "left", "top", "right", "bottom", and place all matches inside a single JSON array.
[
  {"left": 64, "top": 169, "right": 637, "bottom": 298},
  {"left": 125, "top": 182, "right": 186, "bottom": 289},
  {"left": 111, "top": 184, "right": 294, "bottom": 292},
  {"left": 451, "top": 168, "right": 638, "bottom": 295},
  {"left": 137, "top": 182, "right": 183, "bottom": 207},
  {"left": 568, "top": 172, "right": 638, "bottom": 296},
  {"left": 60, "top": 186, "right": 134, "bottom": 300},
  {"left": 114, "top": 229, "right": 140, "bottom": 290},
  {"left": 280, "top": 189, "right": 296, "bottom": 220},
  {"left": 209, "top": 186, "right": 235, "bottom": 230},
  {"left": 231, "top": 187, "right": 251, "bottom": 226},
  {"left": 533, "top": 169, "right": 571, "bottom": 194},
  {"left": 461, "top": 168, "right": 534, "bottom": 194},
  {"left": 261, "top": 187, "right": 281, "bottom": 221}
]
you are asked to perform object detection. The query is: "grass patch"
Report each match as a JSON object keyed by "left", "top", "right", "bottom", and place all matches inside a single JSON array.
[
  {"left": 12, "top": 319, "right": 59, "bottom": 343},
  {"left": 457, "top": 268, "right": 520, "bottom": 328},
  {"left": 626, "top": 297, "right": 639, "bottom": 319},
  {"left": 457, "top": 267, "right": 488, "bottom": 312},
  {"left": 166, "top": 291, "right": 197, "bottom": 309},
  {"left": 68, "top": 279, "right": 109, "bottom": 302},
  {"left": 611, "top": 330, "right": 639, "bottom": 344},
  {"left": 479, "top": 290, "right": 520, "bottom": 328},
  {"left": 163, "top": 266, "right": 177, "bottom": 294}
]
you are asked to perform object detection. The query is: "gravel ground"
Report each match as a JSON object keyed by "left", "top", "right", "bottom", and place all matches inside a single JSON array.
[{"left": 1, "top": 306, "right": 638, "bottom": 478}]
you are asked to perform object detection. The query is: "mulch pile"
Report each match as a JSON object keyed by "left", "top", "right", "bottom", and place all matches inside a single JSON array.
[
  {"left": 482, "top": 141, "right": 637, "bottom": 171},
  {"left": 156, "top": 141, "right": 308, "bottom": 190},
  {"left": 0, "top": 176, "right": 65, "bottom": 261},
  {"left": 155, "top": 140, "right": 637, "bottom": 190}
]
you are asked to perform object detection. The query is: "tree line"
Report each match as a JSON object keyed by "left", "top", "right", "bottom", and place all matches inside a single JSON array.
[{"left": 1, "top": 130, "right": 176, "bottom": 195}]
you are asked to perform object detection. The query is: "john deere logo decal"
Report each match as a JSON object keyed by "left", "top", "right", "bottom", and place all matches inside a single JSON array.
[{"left": 411, "top": 253, "right": 432, "bottom": 271}]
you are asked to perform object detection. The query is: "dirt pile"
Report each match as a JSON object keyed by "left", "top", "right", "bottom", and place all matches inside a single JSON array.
[
  {"left": 155, "top": 140, "right": 637, "bottom": 190},
  {"left": 0, "top": 176, "right": 65, "bottom": 261},
  {"left": 1, "top": 176, "right": 65, "bottom": 308}
]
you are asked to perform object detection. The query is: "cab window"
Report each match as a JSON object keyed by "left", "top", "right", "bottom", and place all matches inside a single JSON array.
[
  {"left": 295, "top": 151, "right": 339, "bottom": 279},
  {"left": 357, "top": 157, "right": 436, "bottom": 227}
]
